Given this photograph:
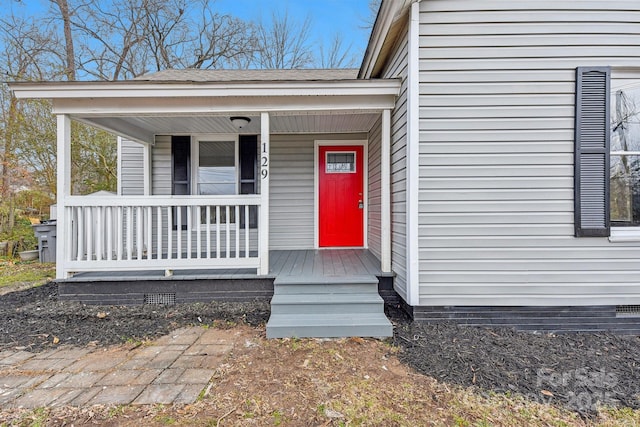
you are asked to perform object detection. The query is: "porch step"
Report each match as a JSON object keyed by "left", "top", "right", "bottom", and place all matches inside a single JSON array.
[
  {"left": 273, "top": 276, "right": 379, "bottom": 295},
  {"left": 266, "top": 276, "right": 393, "bottom": 339},
  {"left": 270, "top": 293, "right": 384, "bottom": 315},
  {"left": 266, "top": 313, "right": 393, "bottom": 339}
]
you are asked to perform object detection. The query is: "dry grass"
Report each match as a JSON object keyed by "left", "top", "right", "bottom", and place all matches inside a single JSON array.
[
  {"left": 0, "top": 259, "right": 55, "bottom": 291},
  {"left": 2, "top": 327, "right": 639, "bottom": 426}
]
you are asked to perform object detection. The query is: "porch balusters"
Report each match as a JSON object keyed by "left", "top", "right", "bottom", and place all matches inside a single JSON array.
[{"left": 62, "top": 196, "right": 261, "bottom": 274}]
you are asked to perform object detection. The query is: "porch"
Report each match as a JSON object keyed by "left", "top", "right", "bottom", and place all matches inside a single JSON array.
[{"left": 11, "top": 70, "right": 401, "bottom": 338}]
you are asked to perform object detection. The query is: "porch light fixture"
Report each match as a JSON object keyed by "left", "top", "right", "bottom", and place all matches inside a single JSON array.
[{"left": 230, "top": 116, "right": 251, "bottom": 129}]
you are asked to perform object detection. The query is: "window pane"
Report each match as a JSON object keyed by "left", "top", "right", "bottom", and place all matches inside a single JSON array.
[
  {"left": 612, "top": 87, "right": 640, "bottom": 152},
  {"left": 199, "top": 166, "right": 235, "bottom": 184},
  {"left": 326, "top": 152, "right": 355, "bottom": 173},
  {"left": 198, "top": 183, "right": 236, "bottom": 195},
  {"left": 611, "top": 155, "right": 640, "bottom": 224},
  {"left": 198, "top": 141, "right": 235, "bottom": 195},
  {"left": 199, "top": 141, "right": 234, "bottom": 166}
]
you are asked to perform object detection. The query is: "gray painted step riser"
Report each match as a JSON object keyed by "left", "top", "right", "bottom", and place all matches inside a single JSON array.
[
  {"left": 274, "top": 284, "right": 379, "bottom": 295},
  {"left": 266, "top": 324, "right": 393, "bottom": 339},
  {"left": 271, "top": 294, "right": 384, "bottom": 305},
  {"left": 271, "top": 303, "right": 385, "bottom": 315}
]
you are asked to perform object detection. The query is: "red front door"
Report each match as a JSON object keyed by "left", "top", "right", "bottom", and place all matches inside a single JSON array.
[{"left": 319, "top": 145, "right": 364, "bottom": 247}]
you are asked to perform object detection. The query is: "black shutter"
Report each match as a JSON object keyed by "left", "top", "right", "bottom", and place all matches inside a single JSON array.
[
  {"left": 171, "top": 135, "right": 191, "bottom": 230},
  {"left": 574, "top": 67, "right": 611, "bottom": 237},
  {"left": 239, "top": 135, "right": 258, "bottom": 228}
]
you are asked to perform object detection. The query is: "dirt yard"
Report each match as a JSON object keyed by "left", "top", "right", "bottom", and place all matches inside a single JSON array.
[{"left": 0, "top": 272, "right": 639, "bottom": 425}]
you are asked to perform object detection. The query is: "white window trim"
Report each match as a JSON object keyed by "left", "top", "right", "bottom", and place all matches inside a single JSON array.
[
  {"left": 609, "top": 75, "right": 640, "bottom": 240},
  {"left": 191, "top": 134, "right": 239, "bottom": 196},
  {"left": 609, "top": 227, "right": 640, "bottom": 242}
]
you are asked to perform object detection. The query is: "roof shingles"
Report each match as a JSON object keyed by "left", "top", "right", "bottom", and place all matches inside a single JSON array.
[{"left": 134, "top": 68, "right": 359, "bottom": 82}]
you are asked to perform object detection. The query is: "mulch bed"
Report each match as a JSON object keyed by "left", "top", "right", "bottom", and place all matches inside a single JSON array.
[
  {"left": 0, "top": 282, "right": 270, "bottom": 350},
  {"left": 393, "top": 319, "right": 640, "bottom": 416},
  {"left": 1, "top": 282, "right": 640, "bottom": 416}
]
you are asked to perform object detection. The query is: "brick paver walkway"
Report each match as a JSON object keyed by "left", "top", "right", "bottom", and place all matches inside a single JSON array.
[{"left": 0, "top": 327, "right": 237, "bottom": 408}]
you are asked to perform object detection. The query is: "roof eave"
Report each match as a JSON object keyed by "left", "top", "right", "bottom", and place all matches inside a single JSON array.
[
  {"left": 9, "top": 79, "right": 401, "bottom": 100},
  {"left": 358, "top": 0, "right": 414, "bottom": 79}
]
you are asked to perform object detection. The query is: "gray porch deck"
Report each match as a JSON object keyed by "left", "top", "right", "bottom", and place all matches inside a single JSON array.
[
  {"left": 58, "top": 249, "right": 395, "bottom": 304},
  {"left": 63, "top": 249, "right": 389, "bottom": 282}
]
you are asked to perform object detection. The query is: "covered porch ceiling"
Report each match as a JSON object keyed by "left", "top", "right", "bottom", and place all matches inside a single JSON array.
[
  {"left": 9, "top": 77, "right": 401, "bottom": 144},
  {"left": 85, "top": 112, "right": 381, "bottom": 143}
]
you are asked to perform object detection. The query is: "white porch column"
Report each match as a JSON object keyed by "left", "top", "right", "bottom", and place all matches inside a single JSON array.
[
  {"left": 259, "top": 112, "right": 270, "bottom": 275},
  {"left": 381, "top": 109, "right": 392, "bottom": 273},
  {"left": 143, "top": 142, "right": 152, "bottom": 195},
  {"left": 56, "top": 114, "right": 71, "bottom": 279}
]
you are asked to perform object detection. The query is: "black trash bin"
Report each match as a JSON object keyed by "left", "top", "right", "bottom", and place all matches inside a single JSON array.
[{"left": 32, "top": 220, "right": 57, "bottom": 263}]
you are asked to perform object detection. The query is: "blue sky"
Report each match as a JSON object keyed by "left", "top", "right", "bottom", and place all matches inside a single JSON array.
[
  {"left": 214, "top": 0, "right": 373, "bottom": 55},
  {"left": 7, "top": 0, "right": 374, "bottom": 65}
]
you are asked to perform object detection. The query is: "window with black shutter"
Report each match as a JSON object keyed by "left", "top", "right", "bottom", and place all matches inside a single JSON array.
[{"left": 171, "top": 134, "right": 258, "bottom": 229}]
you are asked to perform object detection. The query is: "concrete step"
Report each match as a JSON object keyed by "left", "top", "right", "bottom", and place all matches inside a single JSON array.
[
  {"left": 270, "top": 293, "right": 385, "bottom": 315},
  {"left": 266, "top": 313, "right": 393, "bottom": 338}
]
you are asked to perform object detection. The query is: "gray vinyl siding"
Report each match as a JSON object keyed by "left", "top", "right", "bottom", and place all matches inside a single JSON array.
[
  {"left": 152, "top": 135, "right": 172, "bottom": 195},
  {"left": 120, "top": 138, "right": 144, "bottom": 195},
  {"left": 367, "top": 117, "right": 382, "bottom": 260},
  {"left": 269, "top": 133, "right": 368, "bottom": 250},
  {"left": 381, "top": 27, "right": 409, "bottom": 301},
  {"left": 417, "top": 0, "right": 640, "bottom": 306}
]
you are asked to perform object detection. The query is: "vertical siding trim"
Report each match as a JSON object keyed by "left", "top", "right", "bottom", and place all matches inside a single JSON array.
[
  {"left": 407, "top": 1, "right": 421, "bottom": 305},
  {"left": 574, "top": 66, "right": 611, "bottom": 237}
]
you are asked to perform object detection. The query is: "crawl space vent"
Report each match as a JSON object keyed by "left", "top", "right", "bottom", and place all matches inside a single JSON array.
[
  {"left": 144, "top": 293, "right": 176, "bottom": 305},
  {"left": 616, "top": 305, "right": 640, "bottom": 317}
]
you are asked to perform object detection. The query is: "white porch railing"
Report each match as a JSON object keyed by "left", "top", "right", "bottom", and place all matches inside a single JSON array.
[{"left": 61, "top": 195, "right": 262, "bottom": 274}]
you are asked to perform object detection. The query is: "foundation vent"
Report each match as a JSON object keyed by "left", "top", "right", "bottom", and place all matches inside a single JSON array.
[
  {"left": 144, "top": 293, "right": 176, "bottom": 305},
  {"left": 616, "top": 305, "right": 640, "bottom": 317}
]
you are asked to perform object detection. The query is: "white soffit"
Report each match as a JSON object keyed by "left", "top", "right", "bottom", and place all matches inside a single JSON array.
[{"left": 80, "top": 113, "right": 380, "bottom": 139}]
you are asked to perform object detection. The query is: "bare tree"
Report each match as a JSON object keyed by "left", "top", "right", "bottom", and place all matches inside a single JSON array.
[
  {"left": 182, "top": 4, "right": 256, "bottom": 70},
  {"left": 318, "top": 33, "right": 357, "bottom": 68},
  {"left": 362, "top": 0, "right": 382, "bottom": 29},
  {"left": 50, "top": 0, "right": 76, "bottom": 80},
  {"left": 253, "top": 11, "right": 314, "bottom": 69},
  {"left": 68, "top": 0, "right": 149, "bottom": 80}
]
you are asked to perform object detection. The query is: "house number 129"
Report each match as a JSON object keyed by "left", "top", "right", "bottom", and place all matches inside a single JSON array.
[{"left": 261, "top": 143, "right": 269, "bottom": 179}]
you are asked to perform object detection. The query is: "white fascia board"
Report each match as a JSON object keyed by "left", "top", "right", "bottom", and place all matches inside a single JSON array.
[
  {"left": 9, "top": 79, "right": 400, "bottom": 99},
  {"left": 51, "top": 94, "right": 399, "bottom": 116},
  {"left": 359, "top": 0, "right": 413, "bottom": 79}
]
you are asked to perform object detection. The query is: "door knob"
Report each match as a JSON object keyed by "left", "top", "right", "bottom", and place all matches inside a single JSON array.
[{"left": 358, "top": 200, "right": 364, "bottom": 209}]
